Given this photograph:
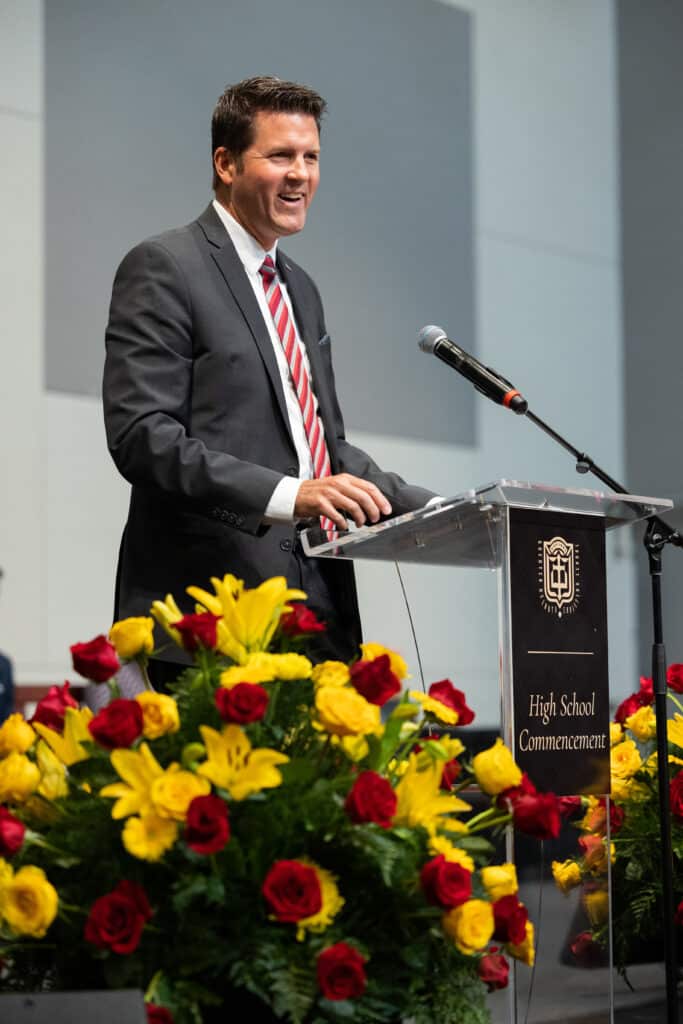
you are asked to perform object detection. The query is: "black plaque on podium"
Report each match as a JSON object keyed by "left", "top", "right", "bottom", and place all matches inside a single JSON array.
[{"left": 508, "top": 507, "right": 610, "bottom": 795}]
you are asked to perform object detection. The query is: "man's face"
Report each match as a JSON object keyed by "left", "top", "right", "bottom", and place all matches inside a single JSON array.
[{"left": 215, "top": 110, "right": 320, "bottom": 250}]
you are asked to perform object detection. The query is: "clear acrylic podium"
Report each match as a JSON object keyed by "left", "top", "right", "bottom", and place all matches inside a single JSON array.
[{"left": 303, "top": 481, "right": 673, "bottom": 1024}]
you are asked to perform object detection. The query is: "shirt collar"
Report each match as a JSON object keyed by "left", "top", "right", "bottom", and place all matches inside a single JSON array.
[{"left": 212, "top": 199, "right": 278, "bottom": 275}]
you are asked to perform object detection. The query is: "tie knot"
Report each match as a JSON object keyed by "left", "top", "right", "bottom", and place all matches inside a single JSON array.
[{"left": 259, "top": 256, "right": 276, "bottom": 281}]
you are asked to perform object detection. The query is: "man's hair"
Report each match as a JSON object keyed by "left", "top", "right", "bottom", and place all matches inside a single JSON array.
[{"left": 211, "top": 75, "right": 327, "bottom": 189}]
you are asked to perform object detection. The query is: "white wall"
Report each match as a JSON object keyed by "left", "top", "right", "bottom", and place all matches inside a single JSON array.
[{"left": 0, "top": 0, "right": 637, "bottom": 726}]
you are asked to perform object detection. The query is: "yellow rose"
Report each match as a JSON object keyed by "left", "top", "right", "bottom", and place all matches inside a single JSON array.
[
  {"left": 481, "top": 863, "right": 518, "bottom": 901},
  {"left": 0, "top": 865, "right": 58, "bottom": 938},
  {"left": 334, "top": 734, "right": 369, "bottom": 762},
  {"left": 472, "top": 739, "right": 522, "bottom": 795},
  {"left": 0, "top": 715, "right": 36, "bottom": 757},
  {"left": 610, "top": 739, "right": 642, "bottom": 780},
  {"left": 583, "top": 888, "right": 609, "bottom": 926},
  {"left": 311, "top": 660, "right": 351, "bottom": 688},
  {"left": 314, "top": 685, "right": 381, "bottom": 737},
  {"left": 150, "top": 766, "right": 211, "bottom": 821},
  {"left": 268, "top": 652, "right": 313, "bottom": 680},
  {"left": 0, "top": 752, "right": 40, "bottom": 803},
  {"left": 360, "top": 642, "right": 408, "bottom": 680},
  {"left": 668, "top": 713, "right": 683, "bottom": 750},
  {"left": 507, "top": 920, "right": 535, "bottom": 965},
  {"left": 610, "top": 722, "right": 624, "bottom": 746},
  {"left": 442, "top": 899, "right": 494, "bottom": 955},
  {"left": 220, "top": 663, "right": 275, "bottom": 688},
  {"left": 624, "top": 705, "right": 656, "bottom": 743},
  {"left": 108, "top": 616, "right": 155, "bottom": 659},
  {"left": 135, "top": 692, "right": 180, "bottom": 739},
  {"left": 122, "top": 813, "right": 178, "bottom": 861},
  {"left": 552, "top": 858, "right": 582, "bottom": 895}
]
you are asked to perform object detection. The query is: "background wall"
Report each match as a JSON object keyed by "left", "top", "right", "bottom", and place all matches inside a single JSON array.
[
  {"left": 618, "top": 0, "right": 683, "bottom": 677},
  {"left": 1, "top": 0, "right": 650, "bottom": 727}
]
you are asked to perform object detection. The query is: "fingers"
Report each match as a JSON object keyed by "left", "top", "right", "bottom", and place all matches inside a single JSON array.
[{"left": 295, "top": 475, "right": 392, "bottom": 529}]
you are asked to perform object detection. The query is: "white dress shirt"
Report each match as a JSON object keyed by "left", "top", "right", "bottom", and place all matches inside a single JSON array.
[{"left": 212, "top": 199, "right": 326, "bottom": 523}]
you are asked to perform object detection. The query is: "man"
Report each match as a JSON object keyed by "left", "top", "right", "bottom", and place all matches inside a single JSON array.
[{"left": 104, "top": 76, "right": 434, "bottom": 680}]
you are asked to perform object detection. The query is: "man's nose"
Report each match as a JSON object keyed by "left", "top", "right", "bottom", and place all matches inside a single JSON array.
[{"left": 286, "top": 156, "right": 307, "bottom": 180}]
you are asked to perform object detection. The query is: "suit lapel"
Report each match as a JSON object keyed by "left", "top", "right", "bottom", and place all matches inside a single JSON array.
[{"left": 196, "top": 205, "right": 293, "bottom": 444}]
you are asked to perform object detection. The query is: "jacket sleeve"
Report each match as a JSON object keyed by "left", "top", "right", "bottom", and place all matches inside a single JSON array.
[{"left": 103, "top": 240, "right": 283, "bottom": 534}]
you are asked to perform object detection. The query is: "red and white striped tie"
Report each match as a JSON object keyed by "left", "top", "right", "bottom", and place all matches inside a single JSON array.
[{"left": 259, "top": 256, "right": 335, "bottom": 532}]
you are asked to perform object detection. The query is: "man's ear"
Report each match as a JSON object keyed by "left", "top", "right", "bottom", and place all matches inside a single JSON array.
[{"left": 213, "top": 147, "right": 238, "bottom": 188}]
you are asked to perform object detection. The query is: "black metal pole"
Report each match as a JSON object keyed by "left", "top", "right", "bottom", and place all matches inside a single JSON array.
[{"left": 646, "top": 522, "right": 679, "bottom": 1023}]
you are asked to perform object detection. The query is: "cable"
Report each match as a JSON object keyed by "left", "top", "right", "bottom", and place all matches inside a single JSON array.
[{"left": 393, "top": 561, "right": 426, "bottom": 694}]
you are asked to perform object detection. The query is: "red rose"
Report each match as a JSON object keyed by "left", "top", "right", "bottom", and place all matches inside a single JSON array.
[
  {"left": 440, "top": 758, "right": 461, "bottom": 790},
  {"left": 84, "top": 880, "right": 152, "bottom": 954},
  {"left": 510, "top": 791, "right": 561, "bottom": 840},
  {"left": 172, "top": 612, "right": 221, "bottom": 652},
  {"left": 570, "top": 930, "right": 605, "bottom": 967},
  {"left": 478, "top": 952, "right": 509, "bottom": 990},
  {"left": 428, "top": 680, "right": 475, "bottom": 725},
  {"left": 146, "top": 1007, "right": 174, "bottom": 1024},
  {"left": 671, "top": 772, "right": 683, "bottom": 820},
  {"left": 615, "top": 676, "right": 654, "bottom": 724},
  {"left": 88, "top": 698, "right": 144, "bottom": 750},
  {"left": 0, "top": 807, "right": 25, "bottom": 857},
  {"left": 70, "top": 635, "right": 120, "bottom": 683},
  {"left": 639, "top": 675, "right": 654, "bottom": 703},
  {"left": 280, "top": 604, "right": 326, "bottom": 636},
  {"left": 344, "top": 771, "right": 397, "bottom": 828},
  {"left": 317, "top": 943, "right": 367, "bottom": 1001},
  {"left": 215, "top": 683, "right": 268, "bottom": 724},
  {"left": 185, "top": 795, "right": 230, "bottom": 855},
  {"left": 493, "top": 894, "right": 528, "bottom": 945},
  {"left": 262, "top": 860, "right": 322, "bottom": 922},
  {"left": 350, "top": 655, "right": 400, "bottom": 706},
  {"left": 614, "top": 692, "right": 643, "bottom": 724},
  {"left": 498, "top": 772, "right": 537, "bottom": 808},
  {"left": 675, "top": 900, "right": 683, "bottom": 927},
  {"left": 31, "top": 682, "right": 78, "bottom": 732},
  {"left": 668, "top": 665, "right": 683, "bottom": 694},
  {"left": 558, "top": 796, "right": 582, "bottom": 819},
  {"left": 420, "top": 854, "right": 472, "bottom": 909}
]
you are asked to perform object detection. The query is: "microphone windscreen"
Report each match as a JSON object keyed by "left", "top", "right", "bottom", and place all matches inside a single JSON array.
[{"left": 417, "top": 324, "right": 447, "bottom": 354}]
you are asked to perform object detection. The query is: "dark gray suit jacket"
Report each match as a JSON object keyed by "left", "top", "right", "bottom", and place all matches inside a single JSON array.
[{"left": 103, "top": 204, "right": 433, "bottom": 652}]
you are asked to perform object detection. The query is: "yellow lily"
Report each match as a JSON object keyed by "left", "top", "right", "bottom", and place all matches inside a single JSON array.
[
  {"left": 197, "top": 724, "right": 288, "bottom": 800},
  {"left": 100, "top": 743, "right": 164, "bottom": 818},
  {"left": 150, "top": 593, "right": 184, "bottom": 647},
  {"left": 33, "top": 707, "right": 94, "bottom": 767},
  {"left": 394, "top": 755, "right": 470, "bottom": 831},
  {"left": 188, "top": 574, "right": 306, "bottom": 659}
]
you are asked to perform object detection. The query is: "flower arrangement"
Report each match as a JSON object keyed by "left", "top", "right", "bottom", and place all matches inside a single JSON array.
[
  {"left": 0, "top": 573, "right": 558, "bottom": 1023},
  {"left": 552, "top": 666, "right": 683, "bottom": 973}
]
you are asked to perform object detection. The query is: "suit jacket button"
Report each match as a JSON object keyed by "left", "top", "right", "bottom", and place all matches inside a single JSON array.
[
  {"left": 286, "top": 466, "right": 298, "bottom": 476},
  {"left": 280, "top": 538, "right": 292, "bottom": 552}
]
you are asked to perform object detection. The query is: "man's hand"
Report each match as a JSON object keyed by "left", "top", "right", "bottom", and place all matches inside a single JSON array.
[{"left": 295, "top": 474, "right": 392, "bottom": 531}]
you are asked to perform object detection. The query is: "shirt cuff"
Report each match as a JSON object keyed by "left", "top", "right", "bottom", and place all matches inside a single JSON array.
[{"left": 263, "top": 476, "right": 301, "bottom": 524}]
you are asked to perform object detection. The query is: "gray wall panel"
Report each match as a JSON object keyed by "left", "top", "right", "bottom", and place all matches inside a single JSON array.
[
  {"left": 618, "top": 0, "right": 683, "bottom": 666},
  {"left": 45, "top": 0, "right": 475, "bottom": 444}
]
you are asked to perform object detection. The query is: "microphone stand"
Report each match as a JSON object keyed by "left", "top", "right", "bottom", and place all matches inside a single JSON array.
[{"left": 523, "top": 405, "right": 682, "bottom": 1023}]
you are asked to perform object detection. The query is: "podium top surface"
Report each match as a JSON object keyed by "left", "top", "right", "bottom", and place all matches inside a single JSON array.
[{"left": 300, "top": 479, "right": 674, "bottom": 568}]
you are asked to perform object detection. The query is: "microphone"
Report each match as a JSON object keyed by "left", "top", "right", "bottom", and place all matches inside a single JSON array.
[{"left": 418, "top": 325, "right": 528, "bottom": 414}]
